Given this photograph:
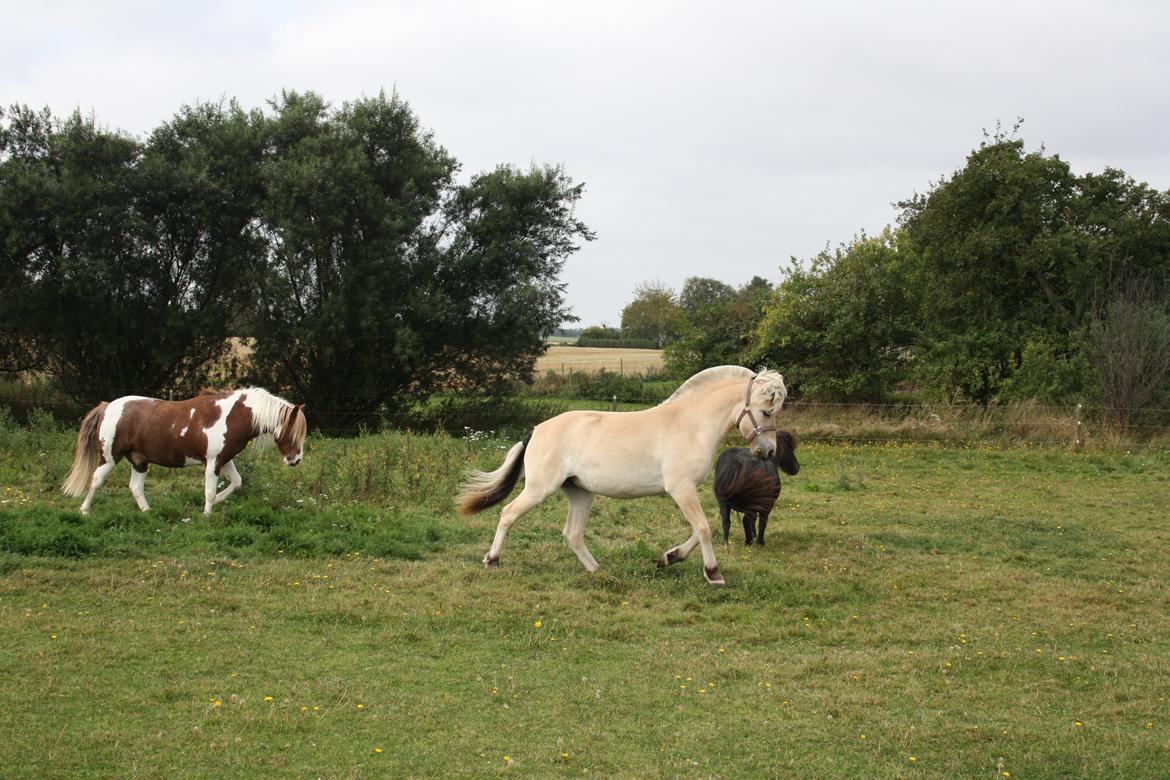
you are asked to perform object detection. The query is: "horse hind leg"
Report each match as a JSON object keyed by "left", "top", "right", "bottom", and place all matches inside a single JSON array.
[
  {"left": 214, "top": 461, "right": 242, "bottom": 505},
  {"left": 128, "top": 462, "right": 150, "bottom": 512},
  {"left": 484, "top": 483, "right": 554, "bottom": 567},
  {"left": 561, "top": 484, "right": 600, "bottom": 573},
  {"left": 80, "top": 460, "right": 116, "bottom": 515}
]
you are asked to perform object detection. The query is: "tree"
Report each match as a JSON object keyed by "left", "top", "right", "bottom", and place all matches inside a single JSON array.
[
  {"left": 1089, "top": 277, "right": 1170, "bottom": 422},
  {"left": 620, "top": 281, "right": 686, "bottom": 348},
  {"left": 665, "top": 276, "right": 772, "bottom": 377},
  {"left": 250, "top": 91, "right": 593, "bottom": 427},
  {"left": 679, "top": 277, "right": 735, "bottom": 315},
  {"left": 752, "top": 230, "right": 916, "bottom": 401},
  {"left": 0, "top": 101, "right": 265, "bottom": 399},
  {"left": 897, "top": 128, "right": 1170, "bottom": 402}
]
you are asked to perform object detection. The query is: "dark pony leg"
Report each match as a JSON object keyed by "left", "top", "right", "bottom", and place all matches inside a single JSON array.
[
  {"left": 719, "top": 500, "right": 732, "bottom": 544},
  {"left": 758, "top": 511, "right": 769, "bottom": 546},
  {"left": 743, "top": 512, "right": 756, "bottom": 545}
]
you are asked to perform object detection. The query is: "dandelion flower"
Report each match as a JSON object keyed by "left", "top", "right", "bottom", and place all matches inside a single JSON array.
[
  {"left": 374, "top": 747, "right": 383, "bottom": 754},
  {"left": 264, "top": 696, "right": 274, "bottom": 702},
  {"left": 534, "top": 620, "right": 542, "bottom": 629}
]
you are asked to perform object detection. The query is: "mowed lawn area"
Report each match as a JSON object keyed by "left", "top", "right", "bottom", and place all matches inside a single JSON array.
[{"left": 2, "top": 421, "right": 1169, "bottom": 778}]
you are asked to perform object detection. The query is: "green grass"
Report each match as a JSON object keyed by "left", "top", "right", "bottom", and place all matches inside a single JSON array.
[{"left": 2, "top": 419, "right": 1170, "bottom": 778}]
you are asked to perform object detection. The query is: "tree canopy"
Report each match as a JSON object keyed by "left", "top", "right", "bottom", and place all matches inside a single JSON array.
[{"left": 1, "top": 92, "right": 593, "bottom": 426}]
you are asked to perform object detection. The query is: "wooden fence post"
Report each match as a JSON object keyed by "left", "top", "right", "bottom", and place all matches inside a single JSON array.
[
  {"left": 612, "top": 394, "right": 618, "bottom": 412},
  {"left": 1075, "top": 402, "right": 1083, "bottom": 450}
]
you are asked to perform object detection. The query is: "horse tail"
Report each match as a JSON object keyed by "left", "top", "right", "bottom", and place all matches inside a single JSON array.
[
  {"left": 61, "top": 402, "right": 107, "bottom": 497},
  {"left": 456, "top": 431, "right": 532, "bottom": 516}
]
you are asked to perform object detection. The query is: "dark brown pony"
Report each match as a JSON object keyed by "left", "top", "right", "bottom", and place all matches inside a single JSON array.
[
  {"left": 713, "top": 430, "right": 799, "bottom": 545},
  {"left": 62, "top": 387, "right": 306, "bottom": 516}
]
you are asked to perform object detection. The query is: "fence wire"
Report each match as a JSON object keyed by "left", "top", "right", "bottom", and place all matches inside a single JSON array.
[{"left": 2, "top": 382, "right": 1168, "bottom": 449}]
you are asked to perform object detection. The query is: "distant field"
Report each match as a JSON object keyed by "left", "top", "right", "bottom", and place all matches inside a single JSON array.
[{"left": 536, "top": 345, "right": 663, "bottom": 376}]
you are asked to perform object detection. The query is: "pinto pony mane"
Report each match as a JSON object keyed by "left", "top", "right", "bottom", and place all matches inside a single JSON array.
[{"left": 241, "top": 387, "right": 306, "bottom": 446}]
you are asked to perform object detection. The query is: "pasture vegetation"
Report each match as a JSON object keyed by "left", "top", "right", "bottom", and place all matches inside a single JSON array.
[{"left": 2, "top": 412, "right": 1170, "bottom": 778}]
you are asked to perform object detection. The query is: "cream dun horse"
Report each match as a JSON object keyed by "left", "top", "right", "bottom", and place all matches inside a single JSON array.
[{"left": 456, "top": 366, "right": 787, "bottom": 586}]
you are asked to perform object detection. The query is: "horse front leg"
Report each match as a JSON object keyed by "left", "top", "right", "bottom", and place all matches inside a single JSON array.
[
  {"left": 719, "top": 501, "right": 732, "bottom": 545},
  {"left": 661, "top": 483, "right": 724, "bottom": 587},
  {"left": 214, "top": 460, "right": 242, "bottom": 505},
  {"left": 203, "top": 461, "right": 220, "bottom": 516}
]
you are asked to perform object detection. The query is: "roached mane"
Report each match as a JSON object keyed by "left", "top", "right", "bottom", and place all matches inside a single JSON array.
[{"left": 660, "top": 366, "right": 754, "bottom": 405}]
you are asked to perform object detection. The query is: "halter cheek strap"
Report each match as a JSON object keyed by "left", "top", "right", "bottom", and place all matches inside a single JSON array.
[{"left": 735, "top": 374, "right": 776, "bottom": 443}]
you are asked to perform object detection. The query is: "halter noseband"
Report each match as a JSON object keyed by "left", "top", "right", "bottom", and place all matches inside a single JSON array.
[{"left": 735, "top": 374, "right": 776, "bottom": 443}]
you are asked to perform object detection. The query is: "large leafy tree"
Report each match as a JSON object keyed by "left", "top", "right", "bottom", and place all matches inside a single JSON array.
[
  {"left": 897, "top": 130, "right": 1170, "bottom": 402},
  {"left": 753, "top": 230, "right": 916, "bottom": 401},
  {"left": 0, "top": 101, "right": 265, "bottom": 398},
  {"left": 620, "top": 281, "right": 686, "bottom": 348},
  {"left": 665, "top": 276, "right": 771, "bottom": 377},
  {"left": 251, "top": 91, "right": 592, "bottom": 427}
]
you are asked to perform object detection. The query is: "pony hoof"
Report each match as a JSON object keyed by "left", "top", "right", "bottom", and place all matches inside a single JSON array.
[
  {"left": 704, "top": 565, "right": 726, "bottom": 587},
  {"left": 483, "top": 555, "right": 500, "bottom": 568},
  {"left": 658, "top": 548, "right": 684, "bottom": 568}
]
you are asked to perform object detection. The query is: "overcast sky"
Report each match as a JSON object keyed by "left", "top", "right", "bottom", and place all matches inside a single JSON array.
[{"left": 4, "top": 0, "right": 1168, "bottom": 326}]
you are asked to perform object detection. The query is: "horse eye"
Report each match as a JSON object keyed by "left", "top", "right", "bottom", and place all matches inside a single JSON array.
[{"left": 762, "top": 410, "right": 772, "bottom": 418}]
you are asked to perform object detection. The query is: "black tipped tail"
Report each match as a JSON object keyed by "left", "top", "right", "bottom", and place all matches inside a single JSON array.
[{"left": 455, "top": 431, "right": 531, "bottom": 515}]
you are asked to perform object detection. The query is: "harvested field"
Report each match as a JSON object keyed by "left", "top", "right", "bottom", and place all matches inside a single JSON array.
[{"left": 536, "top": 345, "right": 663, "bottom": 376}]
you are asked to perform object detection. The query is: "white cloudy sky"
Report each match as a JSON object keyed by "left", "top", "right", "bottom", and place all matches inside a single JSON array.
[{"left": 4, "top": 0, "right": 1168, "bottom": 326}]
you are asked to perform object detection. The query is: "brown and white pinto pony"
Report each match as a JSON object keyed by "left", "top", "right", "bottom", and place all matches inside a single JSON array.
[
  {"left": 62, "top": 387, "right": 306, "bottom": 516},
  {"left": 456, "top": 366, "right": 787, "bottom": 587}
]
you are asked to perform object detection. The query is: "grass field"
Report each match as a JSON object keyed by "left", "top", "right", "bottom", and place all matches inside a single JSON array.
[
  {"left": 535, "top": 345, "right": 663, "bottom": 376},
  {"left": 2, "top": 416, "right": 1170, "bottom": 778}
]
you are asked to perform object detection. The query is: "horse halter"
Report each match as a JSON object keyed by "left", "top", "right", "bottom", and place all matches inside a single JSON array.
[{"left": 735, "top": 374, "right": 776, "bottom": 443}]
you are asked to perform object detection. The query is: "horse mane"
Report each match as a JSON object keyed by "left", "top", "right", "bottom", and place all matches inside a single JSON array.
[
  {"left": 660, "top": 366, "right": 755, "bottom": 405},
  {"left": 754, "top": 369, "right": 788, "bottom": 409},
  {"left": 241, "top": 387, "right": 302, "bottom": 441}
]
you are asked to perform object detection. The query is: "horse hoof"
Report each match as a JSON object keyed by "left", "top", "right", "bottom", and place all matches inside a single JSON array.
[
  {"left": 658, "top": 548, "right": 684, "bottom": 568},
  {"left": 483, "top": 555, "right": 500, "bottom": 568},
  {"left": 704, "top": 565, "right": 726, "bottom": 587}
]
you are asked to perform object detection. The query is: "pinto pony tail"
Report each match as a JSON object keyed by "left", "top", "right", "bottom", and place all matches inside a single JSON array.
[
  {"left": 61, "top": 402, "right": 107, "bottom": 497},
  {"left": 456, "top": 431, "right": 532, "bottom": 516}
]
